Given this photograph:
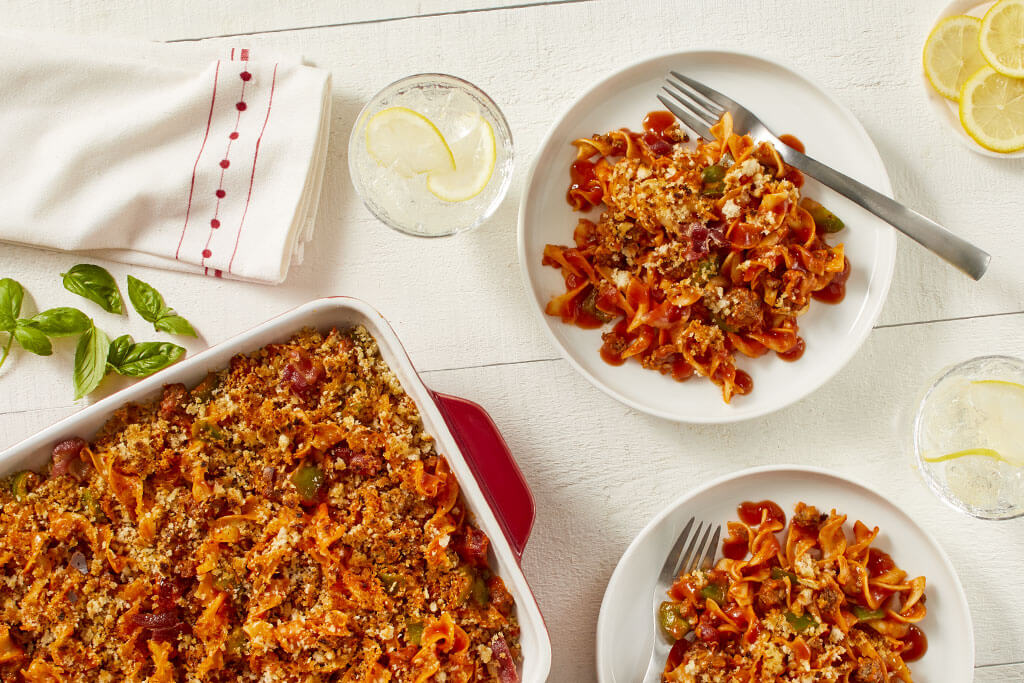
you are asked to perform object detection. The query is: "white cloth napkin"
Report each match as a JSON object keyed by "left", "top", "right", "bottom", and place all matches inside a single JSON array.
[{"left": 0, "top": 32, "right": 331, "bottom": 284}]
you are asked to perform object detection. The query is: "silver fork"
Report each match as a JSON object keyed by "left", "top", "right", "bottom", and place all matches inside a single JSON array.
[
  {"left": 658, "top": 71, "right": 991, "bottom": 281},
  {"left": 640, "top": 517, "right": 721, "bottom": 683}
]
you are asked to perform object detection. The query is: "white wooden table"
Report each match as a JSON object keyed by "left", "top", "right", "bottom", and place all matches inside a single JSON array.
[{"left": 1, "top": 1, "right": 1022, "bottom": 680}]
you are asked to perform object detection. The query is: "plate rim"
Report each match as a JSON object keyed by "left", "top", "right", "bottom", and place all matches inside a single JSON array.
[
  {"left": 594, "top": 463, "right": 976, "bottom": 682},
  {"left": 516, "top": 48, "right": 898, "bottom": 423}
]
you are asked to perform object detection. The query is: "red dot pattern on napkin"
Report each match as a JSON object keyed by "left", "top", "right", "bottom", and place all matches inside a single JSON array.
[{"left": 202, "top": 57, "right": 252, "bottom": 268}]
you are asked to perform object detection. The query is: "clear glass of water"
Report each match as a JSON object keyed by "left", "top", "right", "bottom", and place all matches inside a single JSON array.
[
  {"left": 914, "top": 355, "right": 1024, "bottom": 520},
  {"left": 348, "top": 74, "right": 514, "bottom": 237}
]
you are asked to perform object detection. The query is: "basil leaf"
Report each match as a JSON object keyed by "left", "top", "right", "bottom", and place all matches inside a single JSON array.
[
  {"left": 0, "top": 313, "right": 13, "bottom": 333},
  {"left": 0, "top": 278, "right": 24, "bottom": 322},
  {"left": 154, "top": 315, "right": 197, "bottom": 337},
  {"left": 111, "top": 341, "right": 185, "bottom": 377},
  {"left": 127, "top": 275, "right": 197, "bottom": 336},
  {"left": 126, "top": 275, "right": 166, "bottom": 323},
  {"left": 107, "top": 334, "right": 134, "bottom": 370},
  {"left": 73, "top": 325, "right": 111, "bottom": 399},
  {"left": 62, "top": 265, "right": 124, "bottom": 314},
  {"left": 26, "top": 307, "right": 91, "bottom": 337},
  {"left": 13, "top": 321, "right": 52, "bottom": 356}
]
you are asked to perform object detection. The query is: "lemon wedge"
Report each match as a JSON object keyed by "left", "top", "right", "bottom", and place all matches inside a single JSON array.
[
  {"left": 959, "top": 65, "right": 1024, "bottom": 152},
  {"left": 924, "top": 15, "right": 988, "bottom": 100},
  {"left": 366, "top": 107, "right": 455, "bottom": 178},
  {"left": 980, "top": 0, "right": 1024, "bottom": 78},
  {"left": 427, "top": 116, "right": 497, "bottom": 202}
]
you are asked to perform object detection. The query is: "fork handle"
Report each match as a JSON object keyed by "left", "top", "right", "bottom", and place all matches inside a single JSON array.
[{"left": 779, "top": 149, "right": 990, "bottom": 280}]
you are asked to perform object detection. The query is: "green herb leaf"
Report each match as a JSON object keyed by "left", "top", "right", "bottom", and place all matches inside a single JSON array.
[
  {"left": 73, "top": 325, "right": 111, "bottom": 400},
  {"left": 127, "top": 275, "right": 197, "bottom": 336},
  {"left": 107, "top": 334, "right": 133, "bottom": 370},
  {"left": 111, "top": 341, "right": 185, "bottom": 377},
  {"left": 0, "top": 278, "right": 24, "bottom": 324},
  {"left": 26, "top": 307, "right": 91, "bottom": 337},
  {"left": 13, "top": 322, "right": 52, "bottom": 356},
  {"left": 154, "top": 315, "right": 197, "bottom": 337},
  {"left": 62, "top": 265, "right": 124, "bottom": 314}
]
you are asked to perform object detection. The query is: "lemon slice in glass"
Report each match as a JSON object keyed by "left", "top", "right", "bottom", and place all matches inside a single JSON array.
[
  {"left": 980, "top": 0, "right": 1024, "bottom": 78},
  {"left": 923, "top": 15, "right": 987, "bottom": 100},
  {"left": 366, "top": 107, "right": 455, "bottom": 178},
  {"left": 959, "top": 65, "right": 1024, "bottom": 152},
  {"left": 427, "top": 116, "right": 497, "bottom": 202}
]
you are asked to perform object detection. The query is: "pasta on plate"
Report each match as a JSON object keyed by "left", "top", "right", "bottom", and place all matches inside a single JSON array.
[
  {"left": 659, "top": 501, "right": 927, "bottom": 682},
  {"left": 0, "top": 327, "right": 520, "bottom": 683},
  {"left": 543, "top": 111, "right": 850, "bottom": 402}
]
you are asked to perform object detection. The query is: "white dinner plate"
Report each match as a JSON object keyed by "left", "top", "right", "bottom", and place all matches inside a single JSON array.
[
  {"left": 518, "top": 51, "right": 897, "bottom": 423},
  {"left": 596, "top": 466, "right": 974, "bottom": 683}
]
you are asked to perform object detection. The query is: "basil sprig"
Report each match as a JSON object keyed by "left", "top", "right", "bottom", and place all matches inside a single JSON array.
[
  {"left": 62, "top": 264, "right": 124, "bottom": 314},
  {"left": 0, "top": 278, "right": 90, "bottom": 369},
  {"left": 1, "top": 270, "right": 191, "bottom": 397},
  {"left": 127, "top": 275, "right": 197, "bottom": 336},
  {"left": 106, "top": 335, "right": 185, "bottom": 377},
  {"left": 73, "top": 324, "right": 111, "bottom": 400}
]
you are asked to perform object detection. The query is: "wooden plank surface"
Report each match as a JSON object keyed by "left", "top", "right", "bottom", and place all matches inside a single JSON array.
[
  {"left": 0, "top": 0, "right": 591, "bottom": 41},
  {"left": 0, "top": 0, "right": 1022, "bottom": 680}
]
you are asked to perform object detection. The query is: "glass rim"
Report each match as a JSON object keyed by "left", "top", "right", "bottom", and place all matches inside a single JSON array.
[
  {"left": 913, "top": 354, "right": 1024, "bottom": 521},
  {"left": 347, "top": 73, "right": 515, "bottom": 238}
]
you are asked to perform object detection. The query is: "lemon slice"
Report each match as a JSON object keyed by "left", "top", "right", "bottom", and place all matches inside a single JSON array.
[
  {"left": 923, "top": 15, "right": 988, "bottom": 100},
  {"left": 427, "top": 116, "right": 497, "bottom": 202},
  {"left": 959, "top": 65, "right": 1024, "bottom": 152},
  {"left": 980, "top": 0, "right": 1024, "bottom": 78},
  {"left": 366, "top": 107, "right": 455, "bottom": 178}
]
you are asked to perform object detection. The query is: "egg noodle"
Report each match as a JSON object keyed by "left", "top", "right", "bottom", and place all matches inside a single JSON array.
[
  {"left": 659, "top": 501, "right": 927, "bottom": 682},
  {"left": 0, "top": 327, "right": 520, "bottom": 682},
  {"left": 543, "top": 112, "right": 849, "bottom": 402}
]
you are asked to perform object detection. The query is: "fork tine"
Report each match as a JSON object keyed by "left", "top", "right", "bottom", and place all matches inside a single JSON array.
[
  {"left": 685, "top": 523, "right": 714, "bottom": 574},
  {"left": 656, "top": 94, "right": 712, "bottom": 139},
  {"left": 658, "top": 517, "right": 694, "bottom": 585},
  {"left": 671, "top": 521, "right": 705, "bottom": 578},
  {"left": 664, "top": 77, "right": 725, "bottom": 120},
  {"left": 661, "top": 84, "right": 718, "bottom": 127},
  {"left": 699, "top": 525, "right": 721, "bottom": 571},
  {"left": 668, "top": 71, "right": 741, "bottom": 113}
]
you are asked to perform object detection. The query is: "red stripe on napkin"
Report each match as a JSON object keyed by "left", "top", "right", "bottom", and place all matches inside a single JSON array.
[
  {"left": 228, "top": 63, "right": 277, "bottom": 274},
  {"left": 175, "top": 60, "right": 221, "bottom": 260}
]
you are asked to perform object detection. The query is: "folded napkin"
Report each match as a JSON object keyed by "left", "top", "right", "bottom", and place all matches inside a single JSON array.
[{"left": 0, "top": 32, "right": 331, "bottom": 283}]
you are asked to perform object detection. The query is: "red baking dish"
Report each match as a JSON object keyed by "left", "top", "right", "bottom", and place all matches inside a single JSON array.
[{"left": 0, "top": 296, "right": 552, "bottom": 681}]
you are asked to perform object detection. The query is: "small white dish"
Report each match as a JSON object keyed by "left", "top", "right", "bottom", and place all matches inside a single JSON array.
[
  {"left": 923, "top": 0, "right": 1024, "bottom": 159},
  {"left": 596, "top": 465, "right": 974, "bottom": 683},
  {"left": 518, "top": 50, "right": 897, "bottom": 423}
]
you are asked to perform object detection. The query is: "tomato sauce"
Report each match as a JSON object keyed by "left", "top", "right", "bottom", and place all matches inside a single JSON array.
[
  {"left": 812, "top": 257, "right": 850, "bottom": 305},
  {"left": 777, "top": 337, "right": 806, "bottom": 362},
  {"left": 901, "top": 624, "right": 928, "bottom": 662},
  {"left": 722, "top": 536, "right": 749, "bottom": 561},
  {"left": 737, "top": 500, "right": 786, "bottom": 527}
]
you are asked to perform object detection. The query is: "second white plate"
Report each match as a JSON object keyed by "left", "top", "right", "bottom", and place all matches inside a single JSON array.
[
  {"left": 596, "top": 465, "right": 974, "bottom": 683},
  {"left": 518, "top": 50, "right": 897, "bottom": 423}
]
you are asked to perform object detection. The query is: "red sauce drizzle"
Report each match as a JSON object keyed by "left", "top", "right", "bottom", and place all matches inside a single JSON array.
[
  {"left": 812, "top": 257, "right": 850, "bottom": 305},
  {"left": 778, "top": 134, "right": 805, "bottom": 154},
  {"left": 901, "top": 624, "right": 928, "bottom": 662},
  {"left": 642, "top": 110, "right": 677, "bottom": 157},
  {"left": 866, "top": 548, "right": 896, "bottom": 578},
  {"left": 778, "top": 134, "right": 805, "bottom": 187},
  {"left": 737, "top": 500, "right": 786, "bottom": 527},
  {"left": 734, "top": 369, "right": 753, "bottom": 395},
  {"left": 777, "top": 337, "right": 806, "bottom": 362},
  {"left": 722, "top": 536, "right": 749, "bottom": 561},
  {"left": 567, "top": 160, "right": 602, "bottom": 208}
]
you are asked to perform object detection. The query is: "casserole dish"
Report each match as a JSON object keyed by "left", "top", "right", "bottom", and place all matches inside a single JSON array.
[{"left": 0, "top": 296, "right": 551, "bottom": 682}]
